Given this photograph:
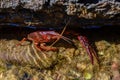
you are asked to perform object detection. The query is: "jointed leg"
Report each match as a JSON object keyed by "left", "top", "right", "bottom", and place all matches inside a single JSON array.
[
  {"left": 34, "top": 43, "right": 57, "bottom": 51},
  {"left": 16, "top": 38, "right": 27, "bottom": 46}
]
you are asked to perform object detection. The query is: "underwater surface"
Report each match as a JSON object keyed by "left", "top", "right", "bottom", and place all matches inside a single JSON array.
[
  {"left": 0, "top": 0, "right": 120, "bottom": 80},
  {"left": 0, "top": 26, "right": 120, "bottom": 80}
]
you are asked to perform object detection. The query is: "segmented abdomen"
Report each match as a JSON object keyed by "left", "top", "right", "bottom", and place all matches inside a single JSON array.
[{"left": 0, "top": 40, "right": 57, "bottom": 69}]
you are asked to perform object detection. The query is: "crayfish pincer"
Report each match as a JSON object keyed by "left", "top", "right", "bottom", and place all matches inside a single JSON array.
[
  {"left": 78, "top": 36, "right": 98, "bottom": 65},
  {"left": 17, "top": 31, "right": 73, "bottom": 51}
]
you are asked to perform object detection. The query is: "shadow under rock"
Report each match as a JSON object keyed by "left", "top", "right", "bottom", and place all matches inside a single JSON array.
[
  {"left": 0, "top": 25, "right": 120, "bottom": 44},
  {"left": 71, "top": 25, "right": 120, "bottom": 44}
]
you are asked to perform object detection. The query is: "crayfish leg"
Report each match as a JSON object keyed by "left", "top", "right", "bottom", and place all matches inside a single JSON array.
[
  {"left": 40, "top": 46, "right": 57, "bottom": 51},
  {"left": 34, "top": 43, "right": 57, "bottom": 51},
  {"left": 34, "top": 43, "right": 42, "bottom": 51},
  {"left": 16, "top": 38, "right": 27, "bottom": 46}
]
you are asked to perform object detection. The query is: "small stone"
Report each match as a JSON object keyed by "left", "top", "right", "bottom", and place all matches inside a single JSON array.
[
  {"left": 76, "top": 63, "right": 87, "bottom": 71},
  {"left": 98, "top": 51, "right": 104, "bottom": 56},
  {"left": 84, "top": 72, "right": 92, "bottom": 80}
]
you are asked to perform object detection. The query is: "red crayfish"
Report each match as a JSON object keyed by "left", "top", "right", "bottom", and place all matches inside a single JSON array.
[
  {"left": 17, "top": 30, "right": 98, "bottom": 64},
  {"left": 17, "top": 31, "right": 73, "bottom": 51}
]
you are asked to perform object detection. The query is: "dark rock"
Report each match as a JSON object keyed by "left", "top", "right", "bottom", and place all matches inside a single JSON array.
[{"left": 0, "top": 0, "right": 119, "bottom": 29}]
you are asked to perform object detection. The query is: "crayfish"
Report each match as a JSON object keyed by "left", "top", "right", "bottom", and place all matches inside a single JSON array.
[
  {"left": 17, "top": 31, "right": 73, "bottom": 51},
  {"left": 17, "top": 17, "right": 98, "bottom": 64},
  {"left": 17, "top": 30, "right": 98, "bottom": 64}
]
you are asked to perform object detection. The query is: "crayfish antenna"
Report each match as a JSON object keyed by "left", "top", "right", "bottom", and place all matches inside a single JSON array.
[
  {"left": 61, "top": 36, "right": 72, "bottom": 44},
  {"left": 61, "top": 36, "right": 77, "bottom": 48},
  {"left": 61, "top": 36, "right": 73, "bottom": 44}
]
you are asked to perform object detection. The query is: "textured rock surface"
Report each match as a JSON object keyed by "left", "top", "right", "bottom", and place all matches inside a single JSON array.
[
  {"left": 0, "top": 0, "right": 119, "bottom": 28},
  {"left": 0, "top": 0, "right": 120, "bottom": 17}
]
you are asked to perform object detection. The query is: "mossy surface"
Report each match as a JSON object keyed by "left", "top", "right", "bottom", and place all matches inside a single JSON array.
[{"left": 0, "top": 27, "right": 120, "bottom": 80}]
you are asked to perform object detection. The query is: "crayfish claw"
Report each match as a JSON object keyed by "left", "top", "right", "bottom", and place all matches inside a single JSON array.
[{"left": 78, "top": 36, "right": 98, "bottom": 64}]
